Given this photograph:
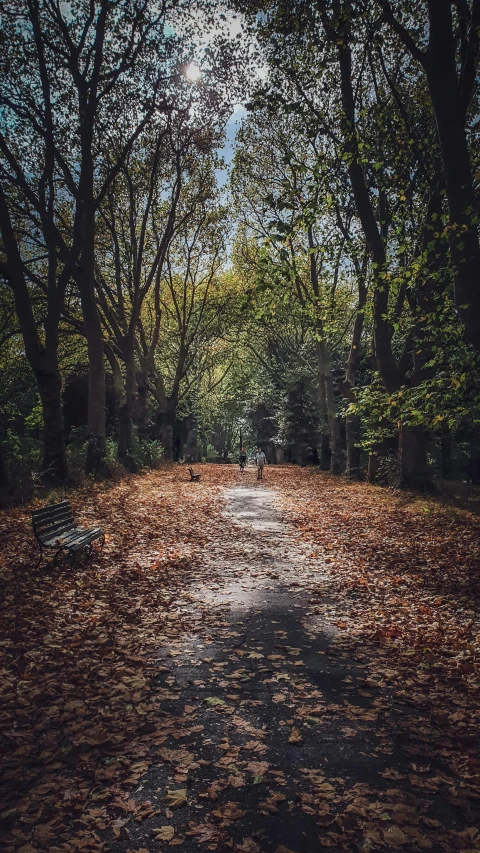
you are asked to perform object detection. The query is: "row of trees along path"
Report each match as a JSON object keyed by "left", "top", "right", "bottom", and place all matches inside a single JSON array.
[{"left": 1, "top": 1, "right": 480, "bottom": 500}]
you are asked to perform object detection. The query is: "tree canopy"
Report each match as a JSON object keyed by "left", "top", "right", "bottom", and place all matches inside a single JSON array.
[{"left": 1, "top": 0, "right": 480, "bottom": 498}]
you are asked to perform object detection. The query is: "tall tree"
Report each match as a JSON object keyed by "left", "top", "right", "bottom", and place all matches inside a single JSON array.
[
  {"left": 380, "top": 0, "right": 480, "bottom": 354},
  {"left": 232, "top": 108, "right": 367, "bottom": 474},
  {"left": 0, "top": 0, "right": 201, "bottom": 475},
  {"left": 145, "top": 188, "right": 228, "bottom": 458},
  {"left": 236, "top": 0, "right": 464, "bottom": 488},
  {"left": 96, "top": 115, "right": 225, "bottom": 466}
]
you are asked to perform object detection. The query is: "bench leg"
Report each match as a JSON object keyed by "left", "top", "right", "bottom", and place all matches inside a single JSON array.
[
  {"left": 53, "top": 547, "right": 64, "bottom": 567},
  {"left": 81, "top": 534, "right": 105, "bottom": 562},
  {"left": 34, "top": 545, "right": 44, "bottom": 570},
  {"left": 89, "top": 534, "right": 105, "bottom": 556}
]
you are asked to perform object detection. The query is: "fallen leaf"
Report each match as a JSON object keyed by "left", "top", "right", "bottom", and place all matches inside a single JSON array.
[
  {"left": 383, "top": 825, "right": 409, "bottom": 847},
  {"left": 288, "top": 727, "right": 303, "bottom": 744},
  {"left": 165, "top": 790, "right": 187, "bottom": 809},
  {"left": 152, "top": 826, "right": 175, "bottom": 841}
]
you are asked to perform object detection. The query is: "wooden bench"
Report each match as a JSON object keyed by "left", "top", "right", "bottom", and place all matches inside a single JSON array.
[
  {"left": 32, "top": 500, "right": 104, "bottom": 567},
  {"left": 188, "top": 466, "right": 200, "bottom": 482}
]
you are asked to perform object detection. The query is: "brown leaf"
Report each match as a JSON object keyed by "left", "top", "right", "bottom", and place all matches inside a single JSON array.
[
  {"left": 152, "top": 826, "right": 175, "bottom": 841},
  {"left": 235, "top": 839, "right": 261, "bottom": 853},
  {"left": 382, "top": 825, "right": 409, "bottom": 847},
  {"left": 165, "top": 789, "right": 187, "bottom": 809},
  {"left": 246, "top": 760, "right": 270, "bottom": 776},
  {"left": 288, "top": 727, "right": 303, "bottom": 744},
  {"left": 211, "top": 801, "right": 246, "bottom": 821}
]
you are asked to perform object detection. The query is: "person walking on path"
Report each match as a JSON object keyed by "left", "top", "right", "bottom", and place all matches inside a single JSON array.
[
  {"left": 255, "top": 448, "right": 266, "bottom": 480},
  {"left": 239, "top": 447, "right": 247, "bottom": 472}
]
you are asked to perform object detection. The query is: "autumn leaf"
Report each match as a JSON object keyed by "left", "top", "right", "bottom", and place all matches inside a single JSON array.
[
  {"left": 211, "top": 801, "right": 246, "bottom": 821},
  {"left": 246, "top": 761, "right": 270, "bottom": 776},
  {"left": 165, "top": 789, "right": 187, "bottom": 809},
  {"left": 288, "top": 727, "right": 303, "bottom": 744},
  {"left": 152, "top": 826, "right": 175, "bottom": 840},
  {"left": 382, "top": 825, "right": 409, "bottom": 847},
  {"left": 235, "top": 839, "right": 261, "bottom": 852},
  {"left": 1, "top": 465, "right": 480, "bottom": 853}
]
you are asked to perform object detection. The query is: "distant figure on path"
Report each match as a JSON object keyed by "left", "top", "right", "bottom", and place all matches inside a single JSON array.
[
  {"left": 255, "top": 448, "right": 266, "bottom": 480},
  {"left": 239, "top": 448, "right": 247, "bottom": 472}
]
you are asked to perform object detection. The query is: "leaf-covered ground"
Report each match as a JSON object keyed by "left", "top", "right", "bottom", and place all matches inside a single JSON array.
[{"left": 1, "top": 465, "right": 479, "bottom": 853}]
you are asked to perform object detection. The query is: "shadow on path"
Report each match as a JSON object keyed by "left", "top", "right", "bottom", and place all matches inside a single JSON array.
[{"left": 107, "top": 484, "right": 480, "bottom": 853}]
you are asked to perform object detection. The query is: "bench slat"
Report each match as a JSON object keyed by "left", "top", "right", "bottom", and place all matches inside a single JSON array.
[
  {"left": 34, "top": 511, "right": 74, "bottom": 531},
  {"left": 60, "top": 528, "right": 103, "bottom": 551},
  {"left": 41, "top": 527, "right": 81, "bottom": 547},
  {"left": 33, "top": 513, "right": 74, "bottom": 533},
  {"left": 32, "top": 501, "right": 70, "bottom": 521},
  {"left": 69, "top": 529, "right": 104, "bottom": 551},
  {"left": 33, "top": 507, "right": 72, "bottom": 524},
  {"left": 41, "top": 526, "right": 103, "bottom": 550},
  {"left": 37, "top": 520, "right": 76, "bottom": 542}
]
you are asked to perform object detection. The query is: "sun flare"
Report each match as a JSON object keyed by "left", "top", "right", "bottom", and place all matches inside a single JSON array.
[{"left": 185, "top": 62, "right": 201, "bottom": 82}]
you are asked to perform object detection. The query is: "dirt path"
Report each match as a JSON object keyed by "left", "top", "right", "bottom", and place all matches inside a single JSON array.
[
  {"left": 1, "top": 467, "right": 479, "bottom": 853},
  {"left": 106, "top": 481, "right": 479, "bottom": 853}
]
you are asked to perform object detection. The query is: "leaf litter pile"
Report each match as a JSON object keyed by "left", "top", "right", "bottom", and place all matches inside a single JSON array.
[{"left": 0, "top": 465, "right": 479, "bottom": 853}]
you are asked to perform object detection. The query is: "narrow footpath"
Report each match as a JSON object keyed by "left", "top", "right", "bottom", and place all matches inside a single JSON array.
[
  {"left": 108, "top": 482, "right": 479, "bottom": 853},
  {"left": 1, "top": 468, "right": 479, "bottom": 853}
]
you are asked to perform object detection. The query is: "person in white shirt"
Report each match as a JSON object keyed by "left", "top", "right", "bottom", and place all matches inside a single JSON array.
[{"left": 255, "top": 449, "right": 266, "bottom": 480}]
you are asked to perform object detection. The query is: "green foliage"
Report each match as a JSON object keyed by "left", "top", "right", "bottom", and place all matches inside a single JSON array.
[
  {"left": 131, "top": 437, "right": 164, "bottom": 470},
  {"left": 281, "top": 379, "right": 321, "bottom": 464},
  {"left": 1, "top": 0, "right": 479, "bottom": 495}
]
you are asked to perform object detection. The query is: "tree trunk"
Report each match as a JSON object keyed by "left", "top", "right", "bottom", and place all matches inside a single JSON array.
[
  {"left": 367, "top": 451, "right": 379, "bottom": 484},
  {"left": 156, "top": 398, "right": 176, "bottom": 461},
  {"left": 160, "top": 422, "right": 173, "bottom": 460},
  {"left": 326, "top": 377, "right": 341, "bottom": 474},
  {"left": 37, "top": 361, "right": 68, "bottom": 483},
  {"left": 117, "top": 406, "right": 134, "bottom": 469},
  {"left": 0, "top": 184, "right": 68, "bottom": 484},
  {"left": 0, "top": 414, "right": 12, "bottom": 506},
  {"left": 345, "top": 412, "right": 362, "bottom": 479},
  {"left": 184, "top": 421, "right": 199, "bottom": 463},
  {"left": 440, "top": 428, "right": 452, "bottom": 480},
  {"left": 117, "top": 342, "right": 137, "bottom": 471},
  {"left": 343, "top": 278, "right": 366, "bottom": 480},
  {"left": 0, "top": 439, "right": 9, "bottom": 490},
  {"left": 83, "top": 305, "right": 107, "bottom": 476},
  {"left": 319, "top": 433, "right": 330, "bottom": 470},
  {"left": 135, "top": 369, "right": 150, "bottom": 441},
  {"left": 77, "top": 216, "right": 107, "bottom": 477},
  {"left": 317, "top": 355, "right": 330, "bottom": 470},
  {"left": 320, "top": 340, "right": 341, "bottom": 475},
  {"left": 316, "top": 340, "right": 337, "bottom": 472},
  {"left": 398, "top": 425, "right": 430, "bottom": 490},
  {"left": 337, "top": 41, "right": 401, "bottom": 395},
  {"left": 425, "top": 0, "right": 480, "bottom": 353}
]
